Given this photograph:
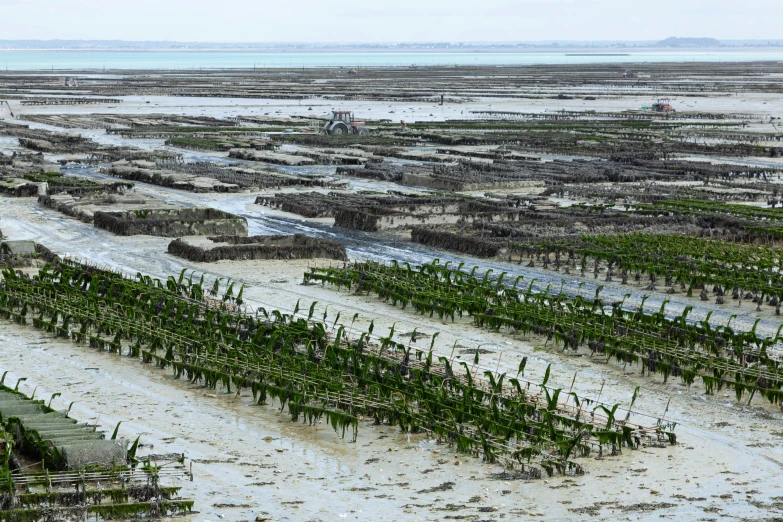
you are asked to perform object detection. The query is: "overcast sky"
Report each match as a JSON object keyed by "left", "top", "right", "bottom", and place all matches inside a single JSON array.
[{"left": 1, "top": 0, "right": 781, "bottom": 42}]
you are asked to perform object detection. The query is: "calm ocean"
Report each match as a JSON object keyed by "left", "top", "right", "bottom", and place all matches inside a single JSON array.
[{"left": 1, "top": 50, "right": 782, "bottom": 71}]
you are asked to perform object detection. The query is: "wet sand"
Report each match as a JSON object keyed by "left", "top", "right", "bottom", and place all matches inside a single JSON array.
[
  {"left": 2, "top": 66, "right": 783, "bottom": 520},
  {"left": 1, "top": 203, "right": 783, "bottom": 520},
  {"left": 5, "top": 91, "right": 783, "bottom": 125}
]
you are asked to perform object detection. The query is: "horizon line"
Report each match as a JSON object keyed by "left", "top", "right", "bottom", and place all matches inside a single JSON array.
[{"left": 2, "top": 38, "right": 783, "bottom": 44}]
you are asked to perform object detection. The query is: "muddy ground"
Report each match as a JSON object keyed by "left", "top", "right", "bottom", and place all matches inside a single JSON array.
[
  {"left": 2, "top": 65, "right": 783, "bottom": 521},
  {"left": 2, "top": 196, "right": 783, "bottom": 522}
]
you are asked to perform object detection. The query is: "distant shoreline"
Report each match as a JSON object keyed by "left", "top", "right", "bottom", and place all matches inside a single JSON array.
[
  {"left": 1, "top": 47, "right": 783, "bottom": 54},
  {"left": 3, "top": 48, "right": 782, "bottom": 72}
]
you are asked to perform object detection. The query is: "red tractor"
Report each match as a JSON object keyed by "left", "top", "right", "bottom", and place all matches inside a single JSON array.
[
  {"left": 323, "top": 111, "right": 369, "bottom": 135},
  {"left": 652, "top": 98, "right": 674, "bottom": 113}
]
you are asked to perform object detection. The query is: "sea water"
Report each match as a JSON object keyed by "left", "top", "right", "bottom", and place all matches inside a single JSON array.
[{"left": 1, "top": 49, "right": 783, "bottom": 71}]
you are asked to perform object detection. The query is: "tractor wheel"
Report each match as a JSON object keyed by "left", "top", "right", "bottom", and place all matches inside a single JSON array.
[
  {"left": 329, "top": 123, "right": 349, "bottom": 135},
  {"left": 357, "top": 127, "right": 370, "bottom": 136}
]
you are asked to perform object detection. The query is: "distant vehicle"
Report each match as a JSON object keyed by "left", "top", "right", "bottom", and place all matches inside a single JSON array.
[
  {"left": 622, "top": 70, "right": 635, "bottom": 78},
  {"left": 323, "top": 111, "right": 370, "bottom": 135},
  {"left": 347, "top": 69, "right": 358, "bottom": 75},
  {"left": 652, "top": 98, "right": 674, "bottom": 112}
]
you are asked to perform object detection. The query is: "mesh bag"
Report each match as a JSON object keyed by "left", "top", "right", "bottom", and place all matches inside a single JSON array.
[
  {"left": 47, "top": 434, "right": 103, "bottom": 445},
  {"left": 24, "top": 422, "right": 90, "bottom": 431},
  {"left": 11, "top": 412, "right": 71, "bottom": 423},
  {"left": 59, "top": 440, "right": 127, "bottom": 469},
  {"left": 34, "top": 427, "right": 97, "bottom": 438},
  {"left": 0, "top": 400, "right": 28, "bottom": 408},
  {"left": 0, "top": 404, "right": 47, "bottom": 418}
]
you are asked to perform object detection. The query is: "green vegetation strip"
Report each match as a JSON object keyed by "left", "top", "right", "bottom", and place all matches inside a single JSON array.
[
  {"left": 306, "top": 260, "right": 783, "bottom": 406},
  {"left": 0, "top": 500, "right": 193, "bottom": 522},
  {"left": 635, "top": 200, "right": 783, "bottom": 222},
  {"left": 22, "top": 172, "right": 101, "bottom": 191},
  {"left": 14, "top": 486, "right": 182, "bottom": 508},
  {"left": 0, "top": 260, "right": 674, "bottom": 476},
  {"left": 513, "top": 232, "right": 783, "bottom": 305}
]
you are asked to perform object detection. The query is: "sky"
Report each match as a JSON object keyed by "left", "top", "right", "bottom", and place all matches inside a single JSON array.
[{"left": 1, "top": 0, "right": 781, "bottom": 43}]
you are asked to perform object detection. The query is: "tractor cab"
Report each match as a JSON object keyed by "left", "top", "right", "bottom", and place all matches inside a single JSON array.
[
  {"left": 331, "top": 111, "right": 354, "bottom": 123},
  {"left": 324, "top": 111, "right": 369, "bottom": 135}
]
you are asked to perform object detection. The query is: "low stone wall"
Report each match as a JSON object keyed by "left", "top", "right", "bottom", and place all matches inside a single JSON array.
[
  {"left": 38, "top": 194, "right": 92, "bottom": 223},
  {"left": 0, "top": 241, "right": 60, "bottom": 267},
  {"left": 334, "top": 208, "right": 388, "bottom": 232},
  {"left": 0, "top": 178, "right": 40, "bottom": 197},
  {"left": 34, "top": 243, "right": 60, "bottom": 264},
  {"left": 94, "top": 208, "right": 248, "bottom": 237},
  {"left": 167, "top": 234, "right": 347, "bottom": 262},
  {"left": 401, "top": 172, "right": 541, "bottom": 192},
  {"left": 103, "top": 166, "right": 239, "bottom": 193},
  {"left": 411, "top": 226, "right": 500, "bottom": 258},
  {"left": 401, "top": 172, "right": 466, "bottom": 191},
  {"left": 335, "top": 204, "right": 521, "bottom": 232}
]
